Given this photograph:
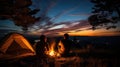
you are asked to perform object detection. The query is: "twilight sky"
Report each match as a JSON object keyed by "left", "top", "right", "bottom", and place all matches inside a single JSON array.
[{"left": 0, "top": 0, "right": 120, "bottom": 37}]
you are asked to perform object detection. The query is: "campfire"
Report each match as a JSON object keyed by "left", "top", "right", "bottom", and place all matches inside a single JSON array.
[{"left": 45, "top": 41, "right": 61, "bottom": 57}]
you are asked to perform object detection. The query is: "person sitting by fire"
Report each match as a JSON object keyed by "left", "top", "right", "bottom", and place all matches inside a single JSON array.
[
  {"left": 35, "top": 35, "right": 49, "bottom": 59},
  {"left": 58, "top": 33, "right": 73, "bottom": 57}
]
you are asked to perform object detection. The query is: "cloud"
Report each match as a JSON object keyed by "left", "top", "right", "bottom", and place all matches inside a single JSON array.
[
  {"left": 0, "top": 29, "right": 23, "bottom": 37},
  {"left": 0, "top": 25, "right": 22, "bottom": 31},
  {"left": 0, "top": 25, "right": 12, "bottom": 29},
  {"left": 48, "top": 24, "right": 66, "bottom": 30},
  {"left": 50, "top": 6, "right": 78, "bottom": 21},
  {"left": 70, "top": 13, "right": 93, "bottom": 17},
  {"left": 26, "top": 1, "right": 91, "bottom": 36},
  {"left": 74, "top": 29, "right": 82, "bottom": 32},
  {"left": 29, "top": 0, "right": 58, "bottom": 31},
  {"left": 27, "top": 19, "right": 91, "bottom": 36},
  {"left": 28, "top": 1, "right": 81, "bottom": 33}
]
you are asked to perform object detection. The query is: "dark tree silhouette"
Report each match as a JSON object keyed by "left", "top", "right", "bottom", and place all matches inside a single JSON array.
[
  {"left": 0, "top": 0, "right": 40, "bottom": 30},
  {"left": 88, "top": 0, "right": 120, "bottom": 30}
]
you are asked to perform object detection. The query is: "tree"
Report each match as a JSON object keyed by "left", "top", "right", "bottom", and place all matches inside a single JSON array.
[
  {"left": 88, "top": 0, "right": 120, "bottom": 30},
  {"left": 0, "top": 0, "right": 40, "bottom": 30}
]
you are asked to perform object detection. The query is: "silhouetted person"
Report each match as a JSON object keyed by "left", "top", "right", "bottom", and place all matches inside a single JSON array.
[
  {"left": 36, "top": 35, "right": 49, "bottom": 58},
  {"left": 58, "top": 33, "right": 73, "bottom": 57}
]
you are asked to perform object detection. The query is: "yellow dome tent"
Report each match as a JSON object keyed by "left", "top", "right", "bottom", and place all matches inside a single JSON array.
[{"left": 0, "top": 33, "right": 35, "bottom": 60}]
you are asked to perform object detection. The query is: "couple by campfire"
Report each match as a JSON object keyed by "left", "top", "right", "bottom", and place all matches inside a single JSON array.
[{"left": 35, "top": 33, "right": 73, "bottom": 59}]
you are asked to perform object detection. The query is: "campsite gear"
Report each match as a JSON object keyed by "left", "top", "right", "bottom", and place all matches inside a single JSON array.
[{"left": 0, "top": 33, "right": 35, "bottom": 60}]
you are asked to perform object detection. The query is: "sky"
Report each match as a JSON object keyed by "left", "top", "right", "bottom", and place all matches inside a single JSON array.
[{"left": 0, "top": 0, "right": 120, "bottom": 37}]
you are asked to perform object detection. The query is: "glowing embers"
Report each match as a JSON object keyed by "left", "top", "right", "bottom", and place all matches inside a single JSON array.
[
  {"left": 49, "top": 51, "right": 55, "bottom": 56},
  {"left": 49, "top": 50, "right": 60, "bottom": 57},
  {"left": 46, "top": 41, "right": 61, "bottom": 57}
]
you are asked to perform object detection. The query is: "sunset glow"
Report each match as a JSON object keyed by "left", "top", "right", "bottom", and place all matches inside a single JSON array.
[{"left": 0, "top": 0, "right": 120, "bottom": 37}]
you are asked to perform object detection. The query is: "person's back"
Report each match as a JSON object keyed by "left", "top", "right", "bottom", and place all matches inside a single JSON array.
[
  {"left": 61, "top": 39, "right": 72, "bottom": 54},
  {"left": 59, "top": 33, "right": 73, "bottom": 57},
  {"left": 36, "top": 41, "right": 48, "bottom": 56},
  {"left": 36, "top": 35, "right": 49, "bottom": 58}
]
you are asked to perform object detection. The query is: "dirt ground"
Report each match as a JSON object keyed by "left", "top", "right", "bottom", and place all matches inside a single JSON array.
[{"left": 0, "top": 52, "right": 120, "bottom": 67}]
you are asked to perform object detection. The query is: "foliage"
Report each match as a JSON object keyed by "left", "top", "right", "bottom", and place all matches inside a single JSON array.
[
  {"left": 88, "top": 0, "right": 120, "bottom": 30},
  {"left": 0, "top": 0, "right": 40, "bottom": 30}
]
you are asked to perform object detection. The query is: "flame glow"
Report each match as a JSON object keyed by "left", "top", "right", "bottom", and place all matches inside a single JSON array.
[
  {"left": 49, "top": 51, "right": 55, "bottom": 56},
  {"left": 58, "top": 41, "right": 65, "bottom": 54},
  {"left": 46, "top": 41, "right": 61, "bottom": 57}
]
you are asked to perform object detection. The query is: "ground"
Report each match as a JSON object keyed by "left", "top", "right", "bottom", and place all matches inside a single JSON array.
[{"left": 0, "top": 50, "right": 119, "bottom": 67}]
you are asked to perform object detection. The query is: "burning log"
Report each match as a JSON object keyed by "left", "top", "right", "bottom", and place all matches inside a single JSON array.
[
  {"left": 45, "top": 41, "right": 61, "bottom": 57},
  {"left": 45, "top": 38, "right": 71, "bottom": 58}
]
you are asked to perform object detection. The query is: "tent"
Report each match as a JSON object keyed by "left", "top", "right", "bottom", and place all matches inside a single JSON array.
[{"left": 0, "top": 33, "right": 35, "bottom": 60}]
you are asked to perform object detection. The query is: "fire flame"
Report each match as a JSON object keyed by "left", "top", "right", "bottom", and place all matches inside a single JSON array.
[
  {"left": 46, "top": 41, "right": 61, "bottom": 57},
  {"left": 58, "top": 41, "right": 65, "bottom": 54},
  {"left": 49, "top": 51, "right": 55, "bottom": 56}
]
